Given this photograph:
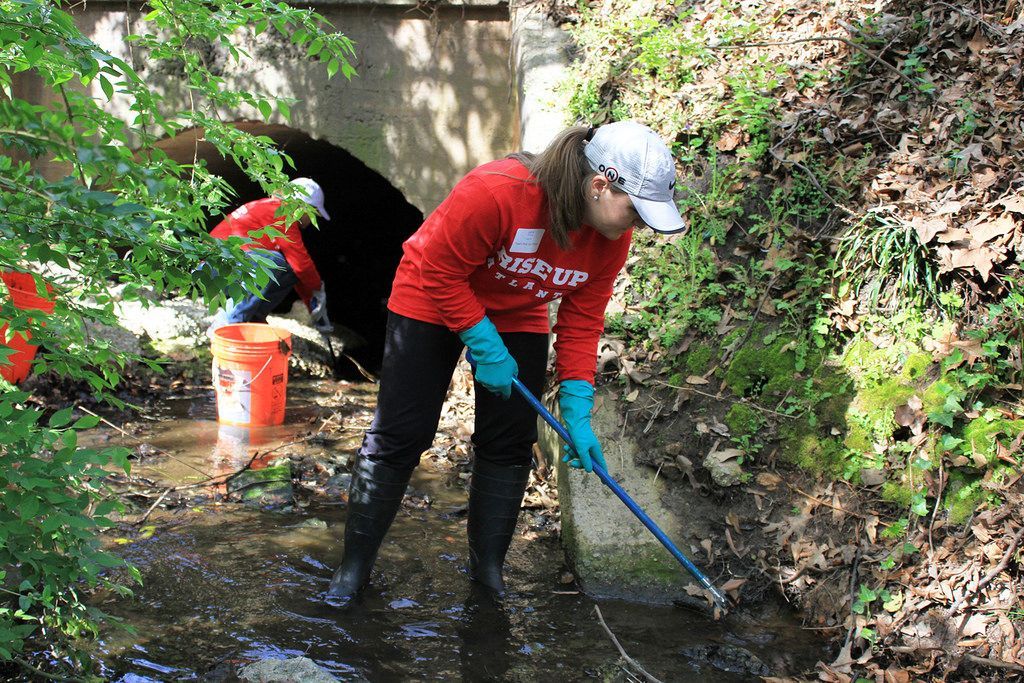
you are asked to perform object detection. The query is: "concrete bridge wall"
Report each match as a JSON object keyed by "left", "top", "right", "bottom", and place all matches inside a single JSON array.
[{"left": 22, "top": 0, "right": 518, "bottom": 215}]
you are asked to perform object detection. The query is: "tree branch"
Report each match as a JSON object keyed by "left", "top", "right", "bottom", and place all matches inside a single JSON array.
[{"left": 594, "top": 605, "right": 664, "bottom": 683}]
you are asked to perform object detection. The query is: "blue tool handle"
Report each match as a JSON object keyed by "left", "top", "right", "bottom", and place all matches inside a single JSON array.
[
  {"left": 509, "top": 376, "right": 729, "bottom": 611},
  {"left": 463, "top": 350, "right": 728, "bottom": 611}
]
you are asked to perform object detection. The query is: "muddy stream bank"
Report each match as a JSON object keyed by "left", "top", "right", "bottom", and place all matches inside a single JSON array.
[{"left": 80, "top": 376, "right": 827, "bottom": 680}]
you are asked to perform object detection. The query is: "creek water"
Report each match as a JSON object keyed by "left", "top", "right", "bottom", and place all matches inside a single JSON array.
[{"left": 86, "top": 379, "right": 828, "bottom": 681}]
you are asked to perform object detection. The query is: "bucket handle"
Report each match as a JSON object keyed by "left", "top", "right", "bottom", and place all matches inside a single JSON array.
[
  {"left": 239, "top": 354, "right": 275, "bottom": 388},
  {"left": 218, "top": 326, "right": 291, "bottom": 389}
]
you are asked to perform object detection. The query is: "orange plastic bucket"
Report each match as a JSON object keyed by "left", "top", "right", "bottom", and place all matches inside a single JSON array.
[
  {"left": 1, "top": 271, "right": 56, "bottom": 384},
  {"left": 210, "top": 323, "right": 292, "bottom": 426}
]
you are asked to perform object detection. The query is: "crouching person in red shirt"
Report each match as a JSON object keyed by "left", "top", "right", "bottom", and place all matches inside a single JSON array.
[
  {"left": 210, "top": 177, "right": 333, "bottom": 333},
  {"left": 326, "top": 122, "right": 686, "bottom": 602}
]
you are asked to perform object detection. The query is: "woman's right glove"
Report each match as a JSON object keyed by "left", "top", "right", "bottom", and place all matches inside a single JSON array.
[
  {"left": 309, "top": 284, "right": 333, "bottom": 332},
  {"left": 559, "top": 380, "right": 607, "bottom": 473},
  {"left": 458, "top": 316, "right": 518, "bottom": 399}
]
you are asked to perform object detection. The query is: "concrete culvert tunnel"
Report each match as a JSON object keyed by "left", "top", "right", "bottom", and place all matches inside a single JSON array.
[{"left": 156, "top": 122, "right": 424, "bottom": 374}]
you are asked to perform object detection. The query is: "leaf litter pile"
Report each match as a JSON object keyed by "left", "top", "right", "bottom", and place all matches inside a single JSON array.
[{"left": 552, "top": 0, "right": 1024, "bottom": 679}]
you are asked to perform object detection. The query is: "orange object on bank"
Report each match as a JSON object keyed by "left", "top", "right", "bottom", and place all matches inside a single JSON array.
[
  {"left": 1, "top": 271, "right": 56, "bottom": 384},
  {"left": 210, "top": 323, "right": 292, "bottom": 426}
]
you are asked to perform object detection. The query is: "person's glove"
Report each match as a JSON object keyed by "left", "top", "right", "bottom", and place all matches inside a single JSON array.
[
  {"left": 458, "top": 316, "right": 518, "bottom": 399},
  {"left": 559, "top": 380, "right": 606, "bottom": 473},
  {"left": 309, "top": 284, "right": 333, "bottom": 333}
]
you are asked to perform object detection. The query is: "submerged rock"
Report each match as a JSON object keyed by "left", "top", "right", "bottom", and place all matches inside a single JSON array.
[
  {"left": 238, "top": 656, "right": 345, "bottom": 682},
  {"left": 227, "top": 459, "right": 293, "bottom": 507},
  {"left": 679, "top": 643, "right": 772, "bottom": 677}
]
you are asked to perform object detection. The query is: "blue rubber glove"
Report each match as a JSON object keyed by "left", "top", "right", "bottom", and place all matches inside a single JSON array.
[
  {"left": 458, "top": 317, "right": 518, "bottom": 399},
  {"left": 559, "top": 380, "right": 606, "bottom": 473}
]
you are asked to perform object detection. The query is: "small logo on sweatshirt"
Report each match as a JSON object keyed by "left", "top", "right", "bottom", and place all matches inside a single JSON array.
[{"left": 509, "top": 228, "right": 544, "bottom": 253}]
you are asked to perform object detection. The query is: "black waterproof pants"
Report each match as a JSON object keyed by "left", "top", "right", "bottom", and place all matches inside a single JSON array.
[{"left": 360, "top": 312, "right": 549, "bottom": 469}]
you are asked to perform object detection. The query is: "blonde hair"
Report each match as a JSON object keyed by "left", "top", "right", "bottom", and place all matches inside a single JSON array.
[{"left": 507, "top": 126, "right": 597, "bottom": 250}]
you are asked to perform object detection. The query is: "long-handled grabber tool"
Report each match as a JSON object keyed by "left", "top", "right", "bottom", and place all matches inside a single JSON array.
[
  {"left": 320, "top": 331, "right": 343, "bottom": 380},
  {"left": 466, "top": 350, "right": 729, "bottom": 611},
  {"left": 320, "top": 331, "right": 377, "bottom": 382}
]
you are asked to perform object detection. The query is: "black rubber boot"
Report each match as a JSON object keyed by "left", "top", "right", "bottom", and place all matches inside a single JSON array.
[
  {"left": 467, "top": 459, "right": 532, "bottom": 593},
  {"left": 326, "top": 457, "right": 413, "bottom": 603}
]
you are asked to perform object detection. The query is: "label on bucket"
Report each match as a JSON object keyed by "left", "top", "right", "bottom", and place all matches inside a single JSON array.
[{"left": 216, "top": 366, "right": 251, "bottom": 424}]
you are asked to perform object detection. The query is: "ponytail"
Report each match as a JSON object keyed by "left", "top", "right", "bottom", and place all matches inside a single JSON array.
[{"left": 507, "top": 126, "right": 596, "bottom": 250}]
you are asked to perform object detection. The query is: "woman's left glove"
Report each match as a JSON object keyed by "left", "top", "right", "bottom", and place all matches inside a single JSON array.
[{"left": 559, "top": 380, "right": 606, "bottom": 473}]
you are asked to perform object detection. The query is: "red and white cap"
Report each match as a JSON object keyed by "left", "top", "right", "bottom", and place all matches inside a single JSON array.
[{"left": 583, "top": 121, "right": 685, "bottom": 234}]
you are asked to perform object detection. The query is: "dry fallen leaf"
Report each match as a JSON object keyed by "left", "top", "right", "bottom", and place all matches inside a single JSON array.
[
  {"left": 913, "top": 216, "right": 948, "bottom": 244},
  {"left": 716, "top": 126, "right": 744, "bottom": 151},
  {"left": 865, "top": 514, "right": 879, "bottom": 544},
  {"left": 756, "top": 471, "right": 782, "bottom": 490},
  {"left": 996, "top": 195, "right": 1024, "bottom": 214},
  {"left": 968, "top": 213, "right": 1015, "bottom": 246}
]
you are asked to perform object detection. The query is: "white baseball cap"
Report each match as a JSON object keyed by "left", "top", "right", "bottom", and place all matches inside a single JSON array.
[
  {"left": 583, "top": 121, "right": 685, "bottom": 234},
  {"left": 290, "top": 177, "right": 331, "bottom": 220}
]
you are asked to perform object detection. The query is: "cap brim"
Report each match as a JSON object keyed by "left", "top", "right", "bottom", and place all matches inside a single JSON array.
[
  {"left": 317, "top": 204, "right": 331, "bottom": 221},
  {"left": 630, "top": 195, "right": 686, "bottom": 234}
]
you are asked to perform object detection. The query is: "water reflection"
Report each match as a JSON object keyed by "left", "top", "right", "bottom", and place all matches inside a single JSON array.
[
  {"left": 88, "top": 383, "right": 826, "bottom": 681},
  {"left": 458, "top": 586, "right": 514, "bottom": 680}
]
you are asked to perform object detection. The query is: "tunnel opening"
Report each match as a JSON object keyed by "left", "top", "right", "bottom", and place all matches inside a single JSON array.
[{"left": 155, "top": 123, "right": 423, "bottom": 374}]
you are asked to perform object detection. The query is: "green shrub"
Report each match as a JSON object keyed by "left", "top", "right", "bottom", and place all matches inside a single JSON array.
[{"left": 0, "top": 0, "right": 354, "bottom": 668}]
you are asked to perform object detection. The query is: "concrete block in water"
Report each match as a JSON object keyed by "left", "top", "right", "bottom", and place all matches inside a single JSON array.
[{"left": 540, "top": 387, "right": 703, "bottom": 604}]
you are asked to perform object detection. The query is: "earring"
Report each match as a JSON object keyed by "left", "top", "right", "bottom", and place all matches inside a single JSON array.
[{"left": 593, "top": 195, "right": 599, "bottom": 201}]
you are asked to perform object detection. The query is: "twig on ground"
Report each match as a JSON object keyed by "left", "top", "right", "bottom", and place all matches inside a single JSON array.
[
  {"left": 134, "top": 486, "right": 173, "bottom": 526},
  {"left": 615, "top": 663, "right": 644, "bottom": 683},
  {"left": 927, "top": 460, "right": 945, "bottom": 573},
  {"left": 719, "top": 274, "right": 780, "bottom": 366},
  {"left": 226, "top": 478, "right": 291, "bottom": 496},
  {"left": 769, "top": 148, "right": 857, "bottom": 215},
  {"left": 594, "top": 605, "right": 664, "bottom": 683},
  {"left": 223, "top": 448, "right": 270, "bottom": 487},
  {"left": 841, "top": 546, "right": 863, "bottom": 652},
  {"left": 77, "top": 404, "right": 214, "bottom": 480},
  {"left": 77, "top": 405, "right": 134, "bottom": 439},
  {"left": 949, "top": 525, "right": 1024, "bottom": 614},
  {"left": 650, "top": 379, "right": 797, "bottom": 420},
  {"left": 964, "top": 653, "right": 1024, "bottom": 673},
  {"left": 933, "top": 2, "right": 1010, "bottom": 42},
  {"left": 784, "top": 482, "right": 867, "bottom": 519}
]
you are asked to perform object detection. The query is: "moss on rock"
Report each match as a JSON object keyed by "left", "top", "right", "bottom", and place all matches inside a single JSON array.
[
  {"left": 778, "top": 422, "right": 845, "bottom": 475},
  {"left": 944, "top": 471, "right": 986, "bottom": 524},
  {"left": 853, "top": 380, "right": 916, "bottom": 415},
  {"left": 901, "top": 351, "right": 933, "bottom": 382},
  {"left": 683, "top": 344, "right": 715, "bottom": 375},
  {"left": 960, "top": 415, "right": 1024, "bottom": 466},
  {"left": 724, "top": 338, "right": 799, "bottom": 398},
  {"left": 881, "top": 480, "right": 916, "bottom": 507},
  {"left": 725, "top": 402, "right": 763, "bottom": 437}
]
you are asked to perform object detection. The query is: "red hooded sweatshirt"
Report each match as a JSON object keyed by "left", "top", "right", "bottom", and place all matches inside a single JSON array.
[
  {"left": 388, "top": 158, "right": 631, "bottom": 383},
  {"left": 211, "top": 197, "right": 322, "bottom": 304}
]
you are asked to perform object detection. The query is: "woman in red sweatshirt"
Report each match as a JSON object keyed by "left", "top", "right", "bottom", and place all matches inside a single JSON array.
[{"left": 327, "top": 121, "right": 686, "bottom": 601}]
